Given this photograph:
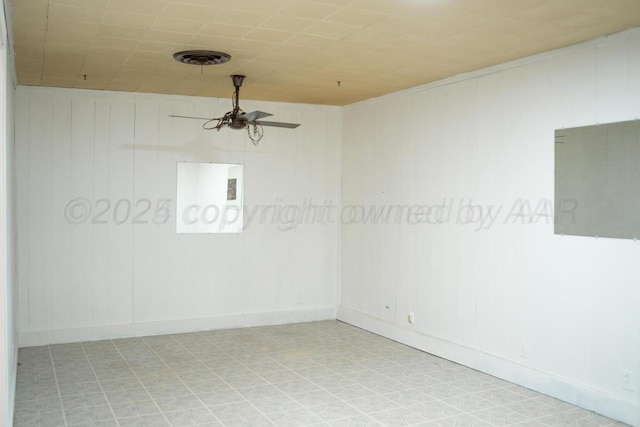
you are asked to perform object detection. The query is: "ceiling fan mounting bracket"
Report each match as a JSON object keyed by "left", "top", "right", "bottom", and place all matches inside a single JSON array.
[{"left": 231, "top": 74, "right": 245, "bottom": 89}]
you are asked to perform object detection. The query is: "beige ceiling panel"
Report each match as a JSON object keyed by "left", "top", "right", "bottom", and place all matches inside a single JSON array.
[
  {"left": 286, "top": 58, "right": 338, "bottom": 75},
  {"left": 129, "top": 82, "right": 171, "bottom": 94},
  {"left": 15, "top": 54, "right": 45, "bottom": 70},
  {"left": 476, "top": 17, "right": 538, "bottom": 36},
  {"left": 265, "top": 42, "right": 311, "bottom": 58},
  {"left": 364, "top": 15, "right": 430, "bottom": 35},
  {"left": 232, "top": 37, "right": 278, "bottom": 52},
  {"left": 44, "top": 34, "right": 93, "bottom": 46},
  {"left": 152, "top": 17, "right": 207, "bottom": 34},
  {"left": 325, "top": 7, "right": 387, "bottom": 28},
  {"left": 43, "top": 63, "right": 83, "bottom": 77},
  {"left": 106, "top": 73, "right": 150, "bottom": 91},
  {"left": 459, "top": 0, "right": 540, "bottom": 18},
  {"left": 173, "top": 0, "right": 227, "bottom": 7},
  {"left": 11, "top": 22, "right": 47, "bottom": 42},
  {"left": 243, "top": 28, "right": 294, "bottom": 43},
  {"left": 51, "top": 0, "right": 109, "bottom": 8},
  {"left": 16, "top": 75, "right": 44, "bottom": 86},
  {"left": 230, "top": 46, "right": 280, "bottom": 62},
  {"left": 89, "top": 45, "right": 135, "bottom": 58},
  {"left": 215, "top": 9, "right": 271, "bottom": 27},
  {"left": 200, "top": 22, "right": 253, "bottom": 38},
  {"left": 434, "top": 12, "right": 495, "bottom": 33},
  {"left": 134, "top": 40, "right": 184, "bottom": 54},
  {"left": 161, "top": 3, "right": 220, "bottom": 21},
  {"left": 74, "top": 74, "right": 111, "bottom": 87},
  {"left": 128, "top": 49, "right": 170, "bottom": 62},
  {"left": 80, "top": 62, "right": 120, "bottom": 78},
  {"left": 258, "top": 15, "right": 314, "bottom": 32},
  {"left": 340, "top": 28, "right": 400, "bottom": 47},
  {"left": 41, "top": 77, "right": 76, "bottom": 88},
  {"left": 43, "top": 42, "right": 91, "bottom": 56},
  {"left": 277, "top": 1, "right": 338, "bottom": 20},
  {"left": 516, "top": 0, "right": 586, "bottom": 22},
  {"left": 10, "top": 0, "right": 640, "bottom": 105},
  {"left": 284, "top": 33, "right": 337, "bottom": 49},
  {"left": 47, "top": 19, "right": 99, "bottom": 37},
  {"left": 107, "top": 0, "right": 167, "bottom": 15},
  {"left": 97, "top": 25, "right": 149, "bottom": 41},
  {"left": 48, "top": 4, "right": 103, "bottom": 23},
  {"left": 101, "top": 11, "right": 158, "bottom": 29},
  {"left": 410, "top": 19, "right": 472, "bottom": 43},
  {"left": 144, "top": 30, "right": 195, "bottom": 44},
  {"left": 305, "top": 22, "right": 360, "bottom": 40},
  {"left": 555, "top": 12, "right": 618, "bottom": 31},
  {"left": 13, "top": 39, "right": 45, "bottom": 52},
  {"left": 341, "top": 0, "right": 394, "bottom": 15},
  {"left": 158, "top": 60, "right": 200, "bottom": 76},
  {"left": 136, "top": 76, "right": 184, "bottom": 93},
  {"left": 186, "top": 34, "right": 237, "bottom": 49},
  {"left": 93, "top": 36, "right": 144, "bottom": 50},
  {"left": 122, "top": 56, "right": 166, "bottom": 71},
  {"left": 381, "top": 33, "right": 435, "bottom": 52},
  {"left": 225, "top": 0, "right": 289, "bottom": 13},
  {"left": 11, "top": 0, "right": 48, "bottom": 20}
]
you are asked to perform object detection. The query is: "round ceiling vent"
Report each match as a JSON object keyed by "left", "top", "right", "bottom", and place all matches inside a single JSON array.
[{"left": 173, "top": 50, "right": 231, "bottom": 66}]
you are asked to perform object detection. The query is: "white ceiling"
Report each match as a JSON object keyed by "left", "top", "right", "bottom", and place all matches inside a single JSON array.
[{"left": 8, "top": 0, "right": 640, "bottom": 106}]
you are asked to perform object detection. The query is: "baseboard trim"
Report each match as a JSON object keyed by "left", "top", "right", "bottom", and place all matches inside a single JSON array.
[
  {"left": 337, "top": 305, "right": 639, "bottom": 427},
  {"left": 19, "top": 307, "right": 337, "bottom": 347}
]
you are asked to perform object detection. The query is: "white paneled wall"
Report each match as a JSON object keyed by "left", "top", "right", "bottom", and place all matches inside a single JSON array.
[
  {"left": 340, "top": 29, "right": 640, "bottom": 426},
  {"left": 15, "top": 87, "right": 341, "bottom": 345}
]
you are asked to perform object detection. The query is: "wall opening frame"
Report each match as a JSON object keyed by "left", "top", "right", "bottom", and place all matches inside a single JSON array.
[
  {"left": 176, "top": 162, "right": 244, "bottom": 234},
  {"left": 554, "top": 119, "right": 640, "bottom": 240}
]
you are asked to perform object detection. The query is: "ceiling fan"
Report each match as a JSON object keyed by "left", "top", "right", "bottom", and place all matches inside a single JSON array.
[{"left": 169, "top": 75, "right": 300, "bottom": 145}]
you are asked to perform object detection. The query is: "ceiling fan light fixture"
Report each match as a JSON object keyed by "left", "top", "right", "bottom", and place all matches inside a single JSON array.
[{"left": 173, "top": 50, "right": 231, "bottom": 66}]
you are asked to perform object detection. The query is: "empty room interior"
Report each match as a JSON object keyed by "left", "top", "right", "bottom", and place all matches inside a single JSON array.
[{"left": 1, "top": 0, "right": 640, "bottom": 426}]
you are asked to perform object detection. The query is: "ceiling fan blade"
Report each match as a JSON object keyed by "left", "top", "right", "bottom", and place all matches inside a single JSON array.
[
  {"left": 255, "top": 120, "right": 301, "bottom": 129},
  {"left": 169, "top": 114, "right": 220, "bottom": 121},
  {"left": 238, "top": 111, "right": 273, "bottom": 122}
]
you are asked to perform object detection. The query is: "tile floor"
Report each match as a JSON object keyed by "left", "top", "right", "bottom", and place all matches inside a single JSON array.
[{"left": 14, "top": 320, "right": 629, "bottom": 427}]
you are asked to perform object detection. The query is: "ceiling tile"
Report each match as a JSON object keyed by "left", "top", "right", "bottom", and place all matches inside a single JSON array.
[
  {"left": 97, "top": 25, "right": 149, "bottom": 41},
  {"left": 107, "top": 0, "right": 167, "bottom": 15},
  {"left": 258, "top": 14, "right": 314, "bottom": 32},
  {"left": 161, "top": 3, "right": 220, "bottom": 21},
  {"left": 277, "top": 1, "right": 339, "bottom": 20},
  {"left": 52, "top": 0, "right": 109, "bottom": 8},
  {"left": 102, "top": 10, "right": 158, "bottom": 28},
  {"left": 215, "top": 8, "right": 270, "bottom": 27},
  {"left": 144, "top": 30, "right": 196, "bottom": 44},
  {"left": 243, "top": 28, "right": 294, "bottom": 43},
  {"left": 152, "top": 17, "right": 207, "bottom": 33},
  {"left": 200, "top": 22, "right": 254, "bottom": 38},
  {"left": 305, "top": 21, "right": 360, "bottom": 40},
  {"left": 48, "top": 4, "right": 103, "bottom": 23},
  {"left": 9, "top": 0, "right": 640, "bottom": 105},
  {"left": 325, "top": 7, "right": 387, "bottom": 28}
]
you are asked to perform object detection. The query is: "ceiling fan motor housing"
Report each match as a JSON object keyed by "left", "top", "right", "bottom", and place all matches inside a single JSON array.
[{"left": 229, "top": 118, "right": 247, "bottom": 129}]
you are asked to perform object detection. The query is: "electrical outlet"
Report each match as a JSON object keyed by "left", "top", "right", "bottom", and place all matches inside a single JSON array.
[
  {"left": 519, "top": 342, "right": 528, "bottom": 358},
  {"left": 408, "top": 312, "right": 415, "bottom": 324},
  {"left": 622, "top": 370, "right": 634, "bottom": 391}
]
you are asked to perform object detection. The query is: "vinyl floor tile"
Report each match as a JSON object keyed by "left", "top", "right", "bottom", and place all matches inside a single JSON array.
[{"left": 13, "top": 321, "right": 631, "bottom": 427}]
